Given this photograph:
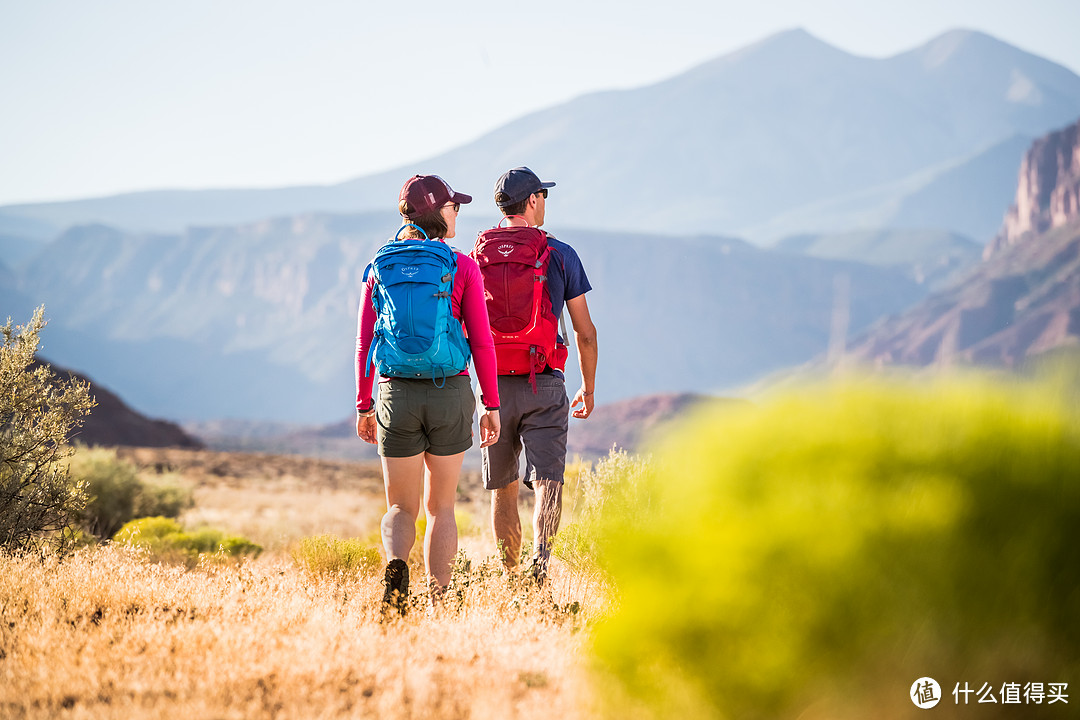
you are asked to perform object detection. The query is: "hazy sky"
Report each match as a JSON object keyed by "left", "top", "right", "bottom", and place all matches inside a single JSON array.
[{"left": 2, "top": 0, "right": 1079, "bottom": 206}]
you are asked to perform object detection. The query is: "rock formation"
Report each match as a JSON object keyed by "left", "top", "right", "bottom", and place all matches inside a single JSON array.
[
  {"left": 988, "top": 118, "right": 1080, "bottom": 256},
  {"left": 848, "top": 117, "right": 1080, "bottom": 369}
]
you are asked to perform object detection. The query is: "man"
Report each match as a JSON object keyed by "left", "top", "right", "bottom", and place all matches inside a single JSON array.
[{"left": 480, "top": 166, "right": 598, "bottom": 581}]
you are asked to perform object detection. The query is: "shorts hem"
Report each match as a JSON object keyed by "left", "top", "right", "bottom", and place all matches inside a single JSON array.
[
  {"left": 379, "top": 446, "right": 426, "bottom": 458},
  {"left": 426, "top": 438, "right": 473, "bottom": 457},
  {"left": 482, "top": 475, "right": 517, "bottom": 491},
  {"left": 529, "top": 473, "right": 565, "bottom": 485}
]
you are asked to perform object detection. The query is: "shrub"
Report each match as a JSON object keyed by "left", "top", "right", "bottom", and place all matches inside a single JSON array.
[
  {"left": 0, "top": 307, "right": 94, "bottom": 552},
  {"left": 555, "top": 449, "right": 655, "bottom": 575},
  {"left": 114, "top": 517, "right": 262, "bottom": 568},
  {"left": 68, "top": 446, "right": 193, "bottom": 539},
  {"left": 140, "top": 478, "right": 193, "bottom": 520},
  {"left": 291, "top": 534, "right": 382, "bottom": 578},
  {"left": 592, "top": 372, "right": 1080, "bottom": 720}
]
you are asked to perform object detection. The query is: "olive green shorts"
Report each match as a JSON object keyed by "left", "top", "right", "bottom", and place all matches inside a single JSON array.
[{"left": 376, "top": 375, "right": 475, "bottom": 458}]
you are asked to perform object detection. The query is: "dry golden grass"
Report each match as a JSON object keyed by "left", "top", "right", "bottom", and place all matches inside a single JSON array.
[
  {"left": 0, "top": 547, "right": 607, "bottom": 719},
  {"left": 2, "top": 448, "right": 610, "bottom": 719}
]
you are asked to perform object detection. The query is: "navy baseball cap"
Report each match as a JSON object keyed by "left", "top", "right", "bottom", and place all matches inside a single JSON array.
[
  {"left": 399, "top": 175, "right": 472, "bottom": 218},
  {"left": 494, "top": 167, "right": 556, "bottom": 207}
]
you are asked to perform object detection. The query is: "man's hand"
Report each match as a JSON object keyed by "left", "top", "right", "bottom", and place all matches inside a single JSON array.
[
  {"left": 356, "top": 413, "right": 377, "bottom": 444},
  {"left": 565, "top": 294, "right": 597, "bottom": 421},
  {"left": 571, "top": 387, "right": 593, "bottom": 419},
  {"left": 479, "top": 409, "right": 501, "bottom": 448}
]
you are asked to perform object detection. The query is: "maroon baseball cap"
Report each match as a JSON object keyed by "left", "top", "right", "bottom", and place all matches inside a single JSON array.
[{"left": 399, "top": 175, "right": 472, "bottom": 218}]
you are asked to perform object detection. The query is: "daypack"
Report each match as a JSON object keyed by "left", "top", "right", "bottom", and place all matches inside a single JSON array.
[
  {"left": 364, "top": 224, "right": 470, "bottom": 383},
  {"left": 471, "top": 220, "right": 567, "bottom": 390}
]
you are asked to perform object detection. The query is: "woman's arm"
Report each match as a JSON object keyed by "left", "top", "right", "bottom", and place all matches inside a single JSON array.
[
  {"left": 457, "top": 256, "right": 500, "bottom": 409},
  {"left": 355, "top": 277, "right": 378, "bottom": 442}
]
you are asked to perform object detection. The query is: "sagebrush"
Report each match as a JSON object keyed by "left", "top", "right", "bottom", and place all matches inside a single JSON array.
[
  {"left": 0, "top": 307, "right": 94, "bottom": 552},
  {"left": 68, "top": 446, "right": 194, "bottom": 539}
]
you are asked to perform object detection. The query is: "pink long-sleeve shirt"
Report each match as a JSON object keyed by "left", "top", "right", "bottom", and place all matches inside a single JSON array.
[{"left": 355, "top": 243, "right": 499, "bottom": 411}]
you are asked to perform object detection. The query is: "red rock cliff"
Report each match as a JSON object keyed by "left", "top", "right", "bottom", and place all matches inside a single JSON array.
[{"left": 989, "top": 118, "right": 1080, "bottom": 257}]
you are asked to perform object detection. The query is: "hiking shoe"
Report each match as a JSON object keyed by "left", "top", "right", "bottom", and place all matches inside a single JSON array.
[
  {"left": 525, "top": 557, "right": 547, "bottom": 588},
  {"left": 382, "top": 559, "right": 409, "bottom": 617}
]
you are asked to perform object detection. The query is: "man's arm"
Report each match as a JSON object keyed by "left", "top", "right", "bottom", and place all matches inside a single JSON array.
[{"left": 565, "top": 293, "right": 597, "bottom": 419}]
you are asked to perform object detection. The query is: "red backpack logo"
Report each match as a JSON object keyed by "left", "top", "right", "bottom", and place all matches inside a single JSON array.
[{"left": 472, "top": 222, "right": 567, "bottom": 389}]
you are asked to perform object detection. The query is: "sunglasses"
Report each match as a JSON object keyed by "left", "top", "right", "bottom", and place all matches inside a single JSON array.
[
  {"left": 444, "top": 202, "right": 460, "bottom": 212},
  {"left": 536, "top": 189, "right": 548, "bottom": 199}
]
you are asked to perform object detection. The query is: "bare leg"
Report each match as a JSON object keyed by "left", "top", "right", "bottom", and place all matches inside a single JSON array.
[
  {"left": 492, "top": 481, "right": 522, "bottom": 570},
  {"left": 532, "top": 477, "right": 563, "bottom": 573},
  {"left": 381, "top": 454, "right": 424, "bottom": 561},
  {"left": 423, "top": 451, "right": 464, "bottom": 590}
]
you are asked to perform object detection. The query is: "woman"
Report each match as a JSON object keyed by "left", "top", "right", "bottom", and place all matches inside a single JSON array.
[{"left": 355, "top": 174, "right": 500, "bottom": 615}]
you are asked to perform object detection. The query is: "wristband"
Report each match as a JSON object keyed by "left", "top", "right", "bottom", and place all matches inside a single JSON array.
[
  {"left": 484, "top": 405, "right": 500, "bottom": 412},
  {"left": 357, "top": 399, "right": 375, "bottom": 416}
]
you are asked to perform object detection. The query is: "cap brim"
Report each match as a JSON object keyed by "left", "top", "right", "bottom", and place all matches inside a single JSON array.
[
  {"left": 540, "top": 181, "right": 556, "bottom": 189},
  {"left": 451, "top": 192, "right": 472, "bottom": 204}
]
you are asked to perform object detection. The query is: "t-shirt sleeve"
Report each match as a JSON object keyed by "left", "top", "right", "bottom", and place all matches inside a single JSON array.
[{"left": 554, "top": 239, "right": 592, "bottom": 301}]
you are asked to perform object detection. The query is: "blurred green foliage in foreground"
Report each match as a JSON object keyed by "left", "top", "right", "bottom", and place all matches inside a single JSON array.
[{"left": 592, "top": 371, "right": 1080, "bottom": 720}]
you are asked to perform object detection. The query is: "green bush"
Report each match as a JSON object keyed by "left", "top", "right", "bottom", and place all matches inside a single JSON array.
[
  {"left": 592, "top": 372, "right": 1080, "bottom": 720},
  {"left": 291, "top": 534, "right": 382, "bottom": 578},
  {"left": 68, "top": 447, "right": 193, "bottom": 539},
  {"left": 114, "top": 517, "right": 261, "bottom": 568}
]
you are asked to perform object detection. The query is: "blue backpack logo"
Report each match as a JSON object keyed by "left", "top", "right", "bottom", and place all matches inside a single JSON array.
[{"left": 364, "top": 224, "right": 471, "bottom": 383}]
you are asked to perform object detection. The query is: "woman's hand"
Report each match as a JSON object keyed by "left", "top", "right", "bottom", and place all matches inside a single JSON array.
[
  {"left": 479, "top": 409, "right": 500, "bottom": 448},
  {"left": 356, "top": 413, "right": 377, "bottom": 444}
]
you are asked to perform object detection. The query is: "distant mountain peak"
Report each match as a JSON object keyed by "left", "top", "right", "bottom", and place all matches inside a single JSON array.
[
  {"left": 916, "top": 28, "right": 1010, "bottom": 68},
  {"left": 4, "top": 25, "right": 1080, "bottom": 249},
  {"left": 758, "top": 26, "right": 827, "bottom": 45},
  {"left": 717, "top": 26, "right": 852, "bottom": 67}
]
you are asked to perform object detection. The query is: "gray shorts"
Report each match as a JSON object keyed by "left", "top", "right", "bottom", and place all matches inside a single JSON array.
[
  {"left": 376, "top": 375, "right": 475, "bottom": 458},
  {"left": 481, "top": 374, "right": 569, "bottom": 490}
]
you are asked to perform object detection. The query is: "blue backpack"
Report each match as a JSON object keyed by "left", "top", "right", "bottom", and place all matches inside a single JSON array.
[{"left": 364, "top": 224, "right": 471, "bottom": 384}]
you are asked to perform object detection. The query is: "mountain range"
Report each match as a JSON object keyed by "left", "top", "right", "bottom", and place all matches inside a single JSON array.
[
  {"left": 3, "top": 28, "right": 1080, "bottom": 245},
  {"left": 4, "top": 216, "right": 928, "bottom": 423},
  {"left": 5, "top": 28, "right": 1080, "bottom": 431}
]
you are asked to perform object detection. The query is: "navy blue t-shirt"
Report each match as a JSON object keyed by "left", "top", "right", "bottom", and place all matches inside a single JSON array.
[
  {"left": 544, "top": 233, "right": 592, "bottom": 340},
  {"left": 543, "top": 233, "right": 591, "bottom": 377}
]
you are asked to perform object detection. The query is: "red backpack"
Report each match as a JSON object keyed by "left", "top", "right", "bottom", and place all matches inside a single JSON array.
[{"left": 471, "top": 221, "right": 567, "bottom": 390}]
